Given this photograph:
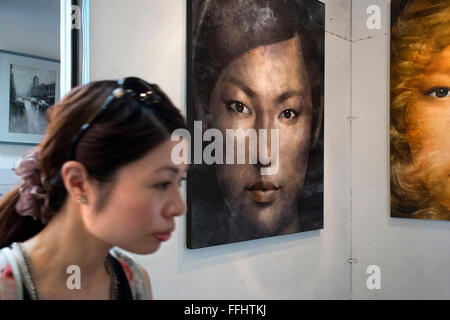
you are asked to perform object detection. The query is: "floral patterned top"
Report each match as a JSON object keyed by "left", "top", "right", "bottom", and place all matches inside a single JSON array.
[{"left": 0, "top": 243, "right": 151, "bottom": 300}]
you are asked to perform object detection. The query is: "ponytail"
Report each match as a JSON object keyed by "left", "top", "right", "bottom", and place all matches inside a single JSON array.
[{"left": 0, "top": 186, "right": 44, "bottom": 248}]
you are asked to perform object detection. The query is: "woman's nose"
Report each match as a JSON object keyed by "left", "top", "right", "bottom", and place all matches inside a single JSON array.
[
  {"left": 253, "top": 109, "right": 272, "bottom": 130},
  {"left": 164, "top": 188, "right": 186, "bottom": 218},
  {"left": 253, "top": 111, "right": 274, "bottom": 167}
]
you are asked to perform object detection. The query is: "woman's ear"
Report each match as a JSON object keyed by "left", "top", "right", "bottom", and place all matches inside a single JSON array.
[{"left": 60, "top": 161, "right": 91, "bottom": 204}]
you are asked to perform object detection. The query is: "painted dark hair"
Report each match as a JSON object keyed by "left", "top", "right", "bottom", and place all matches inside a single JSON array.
[{"left": 0, "top": 79, "right": 186, "bottom": 248}]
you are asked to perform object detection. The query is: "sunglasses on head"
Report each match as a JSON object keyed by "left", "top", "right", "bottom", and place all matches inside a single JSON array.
[{"left": 69, "top": 77, "right": 165, "bottom": 161}]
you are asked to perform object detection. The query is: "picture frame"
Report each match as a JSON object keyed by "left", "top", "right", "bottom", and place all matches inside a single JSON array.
[
  {"left": 389, "top": 0, "right": 450, "bottom": 221},
  {"left": 0, "top": 50, "right": 60, "bottom": 144},
  {"left": 186, "top": 0, "right": 325, "bottom": 249}
]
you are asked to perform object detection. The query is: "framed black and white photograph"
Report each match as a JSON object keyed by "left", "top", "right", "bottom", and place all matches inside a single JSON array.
[{"left": 0, "top": 50, "right": 60, "bottom": 144}]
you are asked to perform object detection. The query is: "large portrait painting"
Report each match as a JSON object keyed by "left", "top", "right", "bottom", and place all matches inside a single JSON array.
[
  {"left": 390, "top": 0, "right": 450, "bottom": 221},
  {"left": 187, "top": 0, "right": 325, "bottom": 248}
]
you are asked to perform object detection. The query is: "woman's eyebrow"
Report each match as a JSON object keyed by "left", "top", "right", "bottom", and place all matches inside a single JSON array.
[
  {"left": 417, "top": 73, "right": 450, "bottom": 90},
  {"left": 276, "top": 90, "right": 304, "bottom": 103},
  {"left": 422, "top": 72, "right": 450, "bottom": 82},
  {"left": 224, "top": 77, "right": 256, "bottom": 98},
  {"left": 155, "top": 166, "right": 180, "bottom": 174},
  {"left": 155, "top": 165, "right": 190, "bottom": 175}
]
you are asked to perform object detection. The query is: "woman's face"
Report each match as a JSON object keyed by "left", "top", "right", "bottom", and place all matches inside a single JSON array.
[
  {"left": 81, "top": 140, "right": 188, "bottom": 254},
  {"left": 406, "top": 44, "right": 450, "bottom": 210},
  {"left": 208, "top": 37, "right": 313, "bottom": 237}
]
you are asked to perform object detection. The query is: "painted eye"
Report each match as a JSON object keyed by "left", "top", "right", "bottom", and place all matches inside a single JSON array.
[
  {"left": 427, "top": 87, "right": 449, "bottom": 98},
  {"left": 228, "top": 101, "right": 250, "bottom": 114},
  {"left": 279, "top": 109, "right": 298, "bottom": 119}
]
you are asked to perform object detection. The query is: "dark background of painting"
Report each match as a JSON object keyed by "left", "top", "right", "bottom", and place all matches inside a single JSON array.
[
  {"left": 186, "top": 0, "right": 325, "bottom": 249},
  {"left": 391, "top": 0, "right": 410, "bottom": 28}
]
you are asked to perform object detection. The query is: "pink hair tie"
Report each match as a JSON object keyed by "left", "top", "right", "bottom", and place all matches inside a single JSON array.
[{"left": 14, "top": 147, "right": 51, "bottom": 224}]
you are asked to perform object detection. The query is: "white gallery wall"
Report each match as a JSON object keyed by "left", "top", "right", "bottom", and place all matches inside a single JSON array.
[
  {"left": 0, "top": 0, "right": 60, "bottom": 60},
  {"left": 350, "top": 0, "right": 450, "bottom": 299},
  {"left": 90, "top": 0, "right": 352, "bottom": 299}
]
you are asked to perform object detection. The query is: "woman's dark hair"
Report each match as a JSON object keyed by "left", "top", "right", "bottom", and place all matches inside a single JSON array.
[
  {"left": 0, "top": 79, "right": 186, "bottom": 248},
  {"left": 192, "top": 0, "right": 324, "bottom": 147}
]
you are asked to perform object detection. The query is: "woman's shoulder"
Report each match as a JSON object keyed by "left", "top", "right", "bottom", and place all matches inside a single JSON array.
[{"left": 109, "top": 247, "right": 152, "bottom": 300}]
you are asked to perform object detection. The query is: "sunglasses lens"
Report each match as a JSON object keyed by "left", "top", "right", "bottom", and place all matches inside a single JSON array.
[
  {"left": 122, "top": 78, "right": 162, "bottom": 104},
  {"left": 71, "top": 77, "right": 164, "bottom": 160}
]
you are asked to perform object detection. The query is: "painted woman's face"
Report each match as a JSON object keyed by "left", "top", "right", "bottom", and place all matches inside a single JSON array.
[
  {"left": 208, "top": 37, "right": 313, "bottom": 238},
  {"left": 406, "top": 44, "right": 450, "bottom": 210}
]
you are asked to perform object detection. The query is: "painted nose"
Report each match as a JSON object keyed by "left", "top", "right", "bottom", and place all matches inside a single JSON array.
[{"left": 253, "top": 111, "right": 274, "bottom": 169}]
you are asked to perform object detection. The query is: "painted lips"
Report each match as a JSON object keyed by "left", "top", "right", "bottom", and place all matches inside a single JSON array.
[{"left": 247, "top": 181, "right": 280, "bottom": 203}]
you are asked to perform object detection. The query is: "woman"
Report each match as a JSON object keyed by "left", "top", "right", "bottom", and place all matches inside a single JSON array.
[
  {"left": 0, "top": 77, "right": 188, "bottom": 299},
  {"left": 390, "top": 0, "right": 450, "bottom": 220},
  {"left": 188, "top": 0, "right": 324, "bottom": 248}
]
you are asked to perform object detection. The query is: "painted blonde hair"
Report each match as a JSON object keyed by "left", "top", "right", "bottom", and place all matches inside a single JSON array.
[{"left": 390, "top": 0, "right": 450, "bottom": 220}]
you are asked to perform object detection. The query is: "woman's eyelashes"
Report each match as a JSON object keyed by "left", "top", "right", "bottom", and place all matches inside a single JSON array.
[
  {"left": 424, "top": 87, "right": 450, "bottom": 98},
  {"left": 279, "top": 109, "right": 299, "bottom": 119},
  {"left": 226, "top": 100, "right": 300, "bottom": 119},
  {"left": 154, "top": 181, "right": 171, "bottom": 191},
  {"left": 154, "top": 177, "right": 186, "bottom": 191},
  {"left": 227, "top": 101, "right": 251, "bottom": 114}
]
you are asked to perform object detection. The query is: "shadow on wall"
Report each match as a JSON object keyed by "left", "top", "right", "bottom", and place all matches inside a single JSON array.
[{"left": 178, "top": 228, "right": 321, "bottom": 274}]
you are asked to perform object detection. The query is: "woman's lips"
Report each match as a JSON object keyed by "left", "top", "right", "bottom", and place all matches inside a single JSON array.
[
  {"left": 247, "top": 181, "right": 280, "bottom": 203},
  {"left": 154, "top": 232, "right": 172, "bottom": 242}
]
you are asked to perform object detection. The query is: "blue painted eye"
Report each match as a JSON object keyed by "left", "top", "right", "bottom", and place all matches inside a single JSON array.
[{"left": 427, "top": 87, "right": 449, "bottom": 98}]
